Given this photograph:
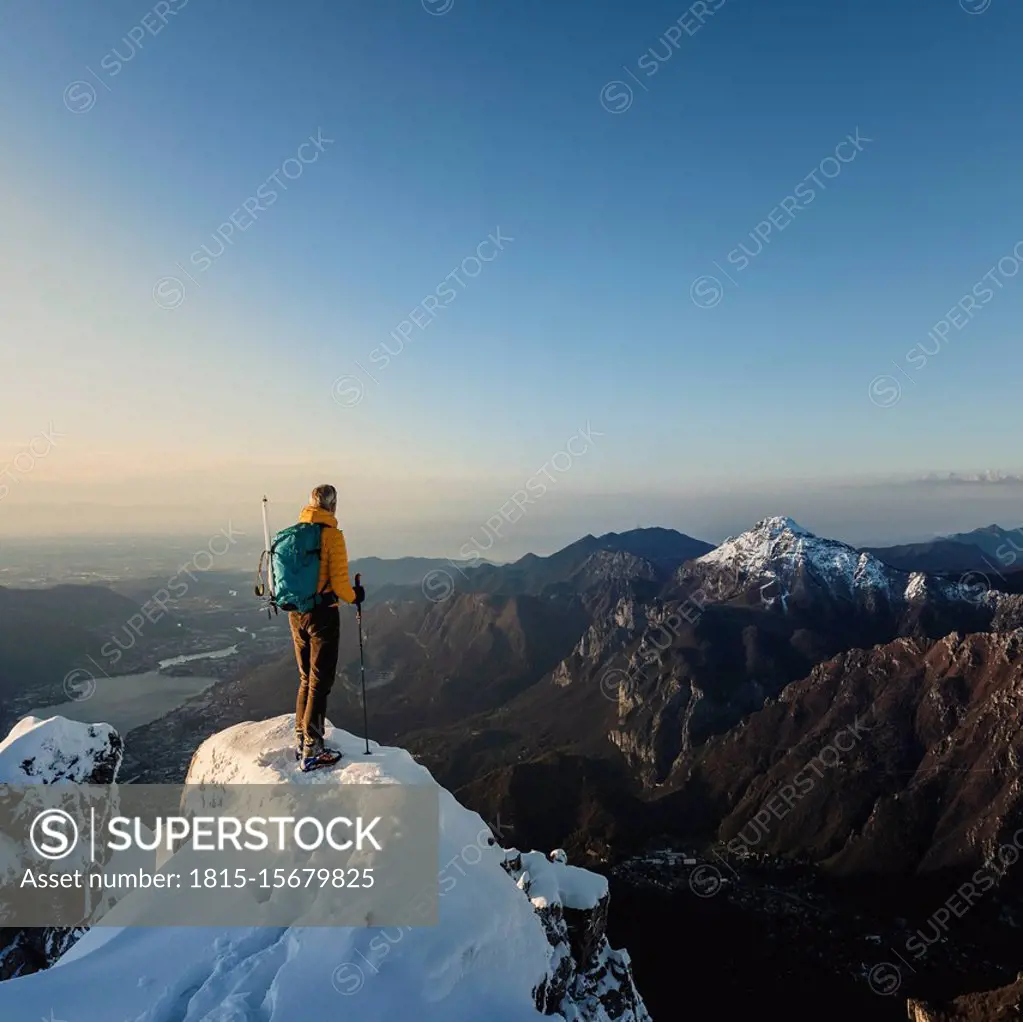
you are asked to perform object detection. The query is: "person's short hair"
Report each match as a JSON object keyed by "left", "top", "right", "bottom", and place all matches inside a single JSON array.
[{"left": 310, "top": 484, "right": 337, "bottom": 512}]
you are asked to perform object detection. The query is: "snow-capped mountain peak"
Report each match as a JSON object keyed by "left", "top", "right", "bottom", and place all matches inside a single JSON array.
[
  {"left": 687, "top": 515, "right": 986, "bottom": 609},
  {"left": 752, "top": 515, "right": 812, "bottom": 538},
  {"left": 696, "top": 515, "right": 874, "bottom": 591},
  {"left": 700, "top": 516, "right": 816, "bottom": 562}
]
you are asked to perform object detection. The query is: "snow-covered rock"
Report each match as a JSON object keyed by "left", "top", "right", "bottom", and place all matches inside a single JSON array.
[
  {"left": 0, "top": 715, "right": 122, "bottom": 785},
  {"left": 502, "top": 850, "right": 646, "bottom": 1020},
  {"left": 0, "top": 714, "right": 650, "bottom": 1021},
  {"left": 0, "top": 716, "right": 124, "bottom": 980}
]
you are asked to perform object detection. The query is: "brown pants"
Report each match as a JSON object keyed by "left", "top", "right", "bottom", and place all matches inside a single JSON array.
[{"left": 289, "top": 604, "right": 340, "bottom": 754}]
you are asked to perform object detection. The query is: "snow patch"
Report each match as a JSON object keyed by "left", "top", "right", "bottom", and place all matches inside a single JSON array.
[
  {"left": 514, "top": 851, "right": 607, "bottom": 912},
  {"left": 905, "top": 572, "right": 929, "bottom": 602}
]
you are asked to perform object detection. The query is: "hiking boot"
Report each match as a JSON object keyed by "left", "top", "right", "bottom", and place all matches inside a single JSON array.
[
  {"left": 303, "top": 740, "right": 339, "bottom": 757},
  {"left": 300, "top": 748, "right": 342, "bottom": 772}
]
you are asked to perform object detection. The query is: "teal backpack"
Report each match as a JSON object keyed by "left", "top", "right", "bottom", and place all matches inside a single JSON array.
[{"left": 266, "top": 522, "right": 328, "bottom": 612}]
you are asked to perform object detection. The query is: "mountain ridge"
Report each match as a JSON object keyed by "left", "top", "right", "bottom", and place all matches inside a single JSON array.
[{"left": 0, "top": 714, "right": 651, "bottom": 1022}]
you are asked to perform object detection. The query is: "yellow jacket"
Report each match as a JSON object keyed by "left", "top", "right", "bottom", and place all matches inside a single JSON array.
[{"left": 298, "top": 505, "right": 357, "bottom": 605}]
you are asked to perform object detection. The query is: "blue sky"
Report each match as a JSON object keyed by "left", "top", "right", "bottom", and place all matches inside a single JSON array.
[{"left": 2, "top": 0, "right": 1022, "bottom": 555}]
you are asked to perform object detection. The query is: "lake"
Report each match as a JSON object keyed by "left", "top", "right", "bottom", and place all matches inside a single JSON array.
[{"left": 30, "top": 671, "right": 220, "bottom": 734}]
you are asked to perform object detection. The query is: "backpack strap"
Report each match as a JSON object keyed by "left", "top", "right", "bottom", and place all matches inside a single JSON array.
[{"left": 314, "top": 522, "right": 334, "bottom": 606}]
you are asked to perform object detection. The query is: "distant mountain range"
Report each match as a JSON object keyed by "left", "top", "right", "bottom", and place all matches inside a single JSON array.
[
  {"left": 10, "top": 519, "right": 1022, "bottom": 738},
  {"left": 945, "top": 523, "right": 1023, "bottom": 561},
  {"left": 348, "top": 554, "right": 498, "bottom": 588},
  {"left": 125, "top": 515, "right": 1023, "bottom": 800},
  {"left": 866, "top": 524, "right": 1023, "bottom": 579},
  {"left": 862, "top": 538, "right": 997, "bottom": 574},
  {"left": 11, "top": 514, "right": 1023, "bottom": 1017},
  {"left": 348, "top": 523, "right": 1023, "bottom": 597}
]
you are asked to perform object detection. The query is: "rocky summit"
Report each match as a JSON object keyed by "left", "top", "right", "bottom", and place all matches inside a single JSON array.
[{"left": 0, "top": 714, "right": 650, "bottom": 1022}]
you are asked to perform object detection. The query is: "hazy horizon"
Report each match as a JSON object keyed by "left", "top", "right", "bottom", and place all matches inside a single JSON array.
[{"left": 3, "top": 473, "right": 1022, "bottom": 561}]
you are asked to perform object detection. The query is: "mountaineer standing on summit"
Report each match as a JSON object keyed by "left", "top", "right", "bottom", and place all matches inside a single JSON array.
[{"left": 287, "top": 484, "right": 364, "bottom": 771}]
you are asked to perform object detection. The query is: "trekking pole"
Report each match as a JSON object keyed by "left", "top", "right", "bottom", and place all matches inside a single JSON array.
[{"left": 355, "top": 573, "right": 370, "bottom": 755}]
